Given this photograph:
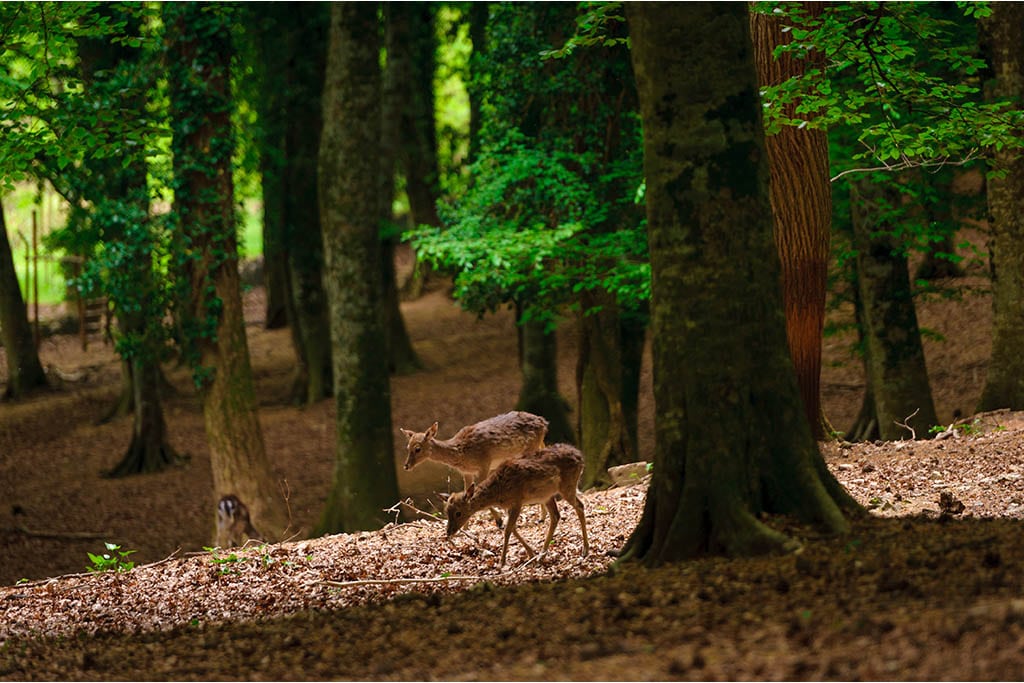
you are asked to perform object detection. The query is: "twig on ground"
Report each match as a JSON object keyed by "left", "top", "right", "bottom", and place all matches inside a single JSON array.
[
  {"left": 7, "top": 548, "right": 181, "bottom": 590},
  {"left": 895, "top": 408, "right": 921, "bottom": 440}
]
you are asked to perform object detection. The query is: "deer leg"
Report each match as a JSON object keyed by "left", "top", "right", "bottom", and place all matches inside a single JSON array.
[
  {"left": 541, "top": 497, "right": 560, "bottom": 556},
  {"left": 569, "top": 495, "right": 589, "bottom": 557},
  {"left": 502, "top": 506, "right": 529, "bottom": 566}
]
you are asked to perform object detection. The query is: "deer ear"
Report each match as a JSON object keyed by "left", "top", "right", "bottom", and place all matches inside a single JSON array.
[
  {"left": 399, "top": 428, "right": 413, "bottom": 439},
  {"left": 426, "top": 422, "right": 439, "bottom": 439},
  {"left": 465, "top": 482, "right": 476, "bottom": 497}
]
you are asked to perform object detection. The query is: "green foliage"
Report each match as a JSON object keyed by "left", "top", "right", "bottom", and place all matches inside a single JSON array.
[
  {"left": 86, "top": 542, "right": 137, "bottom": 573},
  {"left": 757, "top": 2, "right": 1015, "bottom": 175},
  {"left": 409, "top": 3, "right": 646, "bottom": 327}
]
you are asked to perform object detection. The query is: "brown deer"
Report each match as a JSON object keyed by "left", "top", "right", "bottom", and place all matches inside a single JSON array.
[
  {"left": 215, "top": 494, "right": 262, "bottom": 548},
  {"left": 400, "top": 411, "right": 549, "bottom": 486},
  {"left": 445, "top": 443, "right": 589, "bottom": 567}
]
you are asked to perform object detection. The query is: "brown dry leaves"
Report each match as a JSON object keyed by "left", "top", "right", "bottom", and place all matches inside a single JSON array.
[{"left": 0, "top": 482, "right": 647, "bottom": 645}]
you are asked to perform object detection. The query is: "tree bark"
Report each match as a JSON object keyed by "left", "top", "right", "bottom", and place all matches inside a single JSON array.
[
  {"left": 750, "top": 3, "right": 832, "bottom": 440},
  {"left": 0, "top": 202, "right": 47, "bottom": 399},
  {"left": 978, "top": 3, "right": 1024, "bottom": 411},
  {"left": 850, "top": 178, "right": 938, "bottom": 439},
  {"left": 316, "top": 3, "right": 400, "bottom": 534},
  {"left": 166, "top": 2, "right": 290, "bottom": 540},
  {"left": 622, "top": 2, "right": 857, "bottom": 564}
]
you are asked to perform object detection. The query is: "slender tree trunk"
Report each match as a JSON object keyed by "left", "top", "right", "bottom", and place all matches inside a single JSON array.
[
  {"left": 0, "top": 203, "right": 47, "bottom": 399},
  {"left": 283, "top": 3, "right": 333, "bottom": 403},
  {"left": 750, "top": 3, "right": 832, "bottom": 440},
  {"left": 622, "top": 2, "right": 857, "bottom": 564},
  {"left": 167, "top": 2, "right": 290, "bottom": 540},
  {"left": 254, "top": 7, "right": 290, "bottom": 331},
  {"left": 850, "top": 179, "right": 938, "bottom": 439},
  {"left": 515, "top": 317, "right": 574, "bottom": 444},
  {"left": 392, "top": 1, "right": 440, "bottom": 300},
  {"left": 317, "top": 3, "right": 400, "bottom": 534},
  {"left": 467, "top": 2, "right": 489, "bottom": 166},
  {"left": 978, "top": 3, "right": 1024, "bottom": 411},
  {"left": 576, "top": 290, "right": 643, "bottom": 489},
  {"left": 381, "top": 2, "right": 422, "bottom": 375}
]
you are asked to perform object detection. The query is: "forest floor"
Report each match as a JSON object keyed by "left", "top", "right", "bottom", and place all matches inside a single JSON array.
[{"left": 2, "top": 255, "right": 1024, "bottom": 680}]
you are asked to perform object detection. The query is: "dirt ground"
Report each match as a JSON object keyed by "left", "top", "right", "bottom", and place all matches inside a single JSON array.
[{"left": 2, "top": 250, "right": 1024, "bottom": 680}]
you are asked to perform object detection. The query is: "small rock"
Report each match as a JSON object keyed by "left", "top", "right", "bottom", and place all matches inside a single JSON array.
[
  {"left": 938, "top": 491, "right": 965, "bottom": 516},
  {"left": 607, "top": 462, "right": 650, "bottom": 487}
]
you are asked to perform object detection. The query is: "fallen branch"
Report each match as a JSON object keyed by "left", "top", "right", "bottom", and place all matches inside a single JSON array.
[{"left": 318, "top": 554, "right": 543, "bottom": 590}]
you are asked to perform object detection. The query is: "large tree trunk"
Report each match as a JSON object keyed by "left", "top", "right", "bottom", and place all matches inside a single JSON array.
[
  {"left": 750, "top": 3, "right": 832, "bottom": 440},
  {"left": 166, "top": 2, "right": 290, "bottom": 541},
  {"left": 978, "top": 3, "right": 1024, "bottom": 411},
  {"left": 316, "top": 3, "right": 400, "bottom": 534},
  {"left": 850, "top": 179, "right": 938, "bottom": 439},
  {"left": 622, "top": 2, "right": 857, "bottom": 564},
  {"left": 283, "top": 3, "right": 333, "bottom": 404},
  {"left": 515, "top": 316, "right": 574, "bottom": 444},
  {"left": 0, "top": 203, "right": 47, "bottom": 399}
]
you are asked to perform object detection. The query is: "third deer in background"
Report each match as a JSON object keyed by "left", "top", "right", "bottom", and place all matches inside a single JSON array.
[{"left": 215, "top": 494, "right": 262, "bottom": 548}]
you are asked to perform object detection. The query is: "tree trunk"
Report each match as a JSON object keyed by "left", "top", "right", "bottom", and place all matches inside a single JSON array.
[
  {"left": 467, "top": 2, "right": 489, "bottom": 166},
  {"left": 850, "top": 179, "right": 938, "bottom": 439},
  {"left": 621, "top": 2, "right": 857, "bottom": 564},
  {"left": 283, "top": 3, "right": 333, "bottom": 404},
  {"left": 316, "top": 3, "right": 400, "bottom": 534},
  {"left": 166, "top": 2, "right": 290, "bottom": 541},
  {"left": 253, "top": 6, "right": 291, "bottom": 331},
  {"left": 0, "top": 202, "right": 47, "bottom": 399},
  {"left": 381, "top": 3, "right": 422, "bottom": 375},
  {"left": 978, "top": 3, "right": 1024, "bottom": 411},
  {"left": 392, "top": 1, "right": 440, "bottom": 300},
  {"left": 515, "top": 317, "right": 574, "bottom": 444},
  {"left": 576, "top": 289, "right": 643, "bottom": 489},
  {"left": 750, "top": 3, "right": 832, "bottom": 440},
  {"left": 78, "top": 11, "right": 179, "bottom": 475}
]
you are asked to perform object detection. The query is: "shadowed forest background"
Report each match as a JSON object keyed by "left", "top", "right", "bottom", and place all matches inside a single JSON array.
[{"left": 3, "top": 2, "right": 1024, "bottom": 679}]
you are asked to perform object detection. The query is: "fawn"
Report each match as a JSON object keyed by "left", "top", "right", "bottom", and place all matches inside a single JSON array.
[
  {"left": 445, "top": 442, "right": 589, "bottom": 567},
  {"left": 400, "top": 411, "right": 549, "bottom": 486},
  {"left": 215, "top": 494, "right": 262, "bottom": 548}
]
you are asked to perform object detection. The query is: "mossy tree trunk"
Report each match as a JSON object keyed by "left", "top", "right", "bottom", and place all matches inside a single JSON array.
[
  {"left": 621, "top": 2, "right": 858, "bottom": 564},
  {"left": 978, "top": 3, "right": 1024, "bottom": 411},
  {"left": 750, "top": 3, "right": 832, "bottom": 440},
  {"left": 0, "top": 203, "right": 47, "bottom": 399},
  {"left": 316, "top": 3, "right": 400, "bottom": 534},
  {"left": 850, "top": 178, "right": 938, "bottom": 439},
  {"left": 167, "top": 2, "right": 290, "bottom": 540}
]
